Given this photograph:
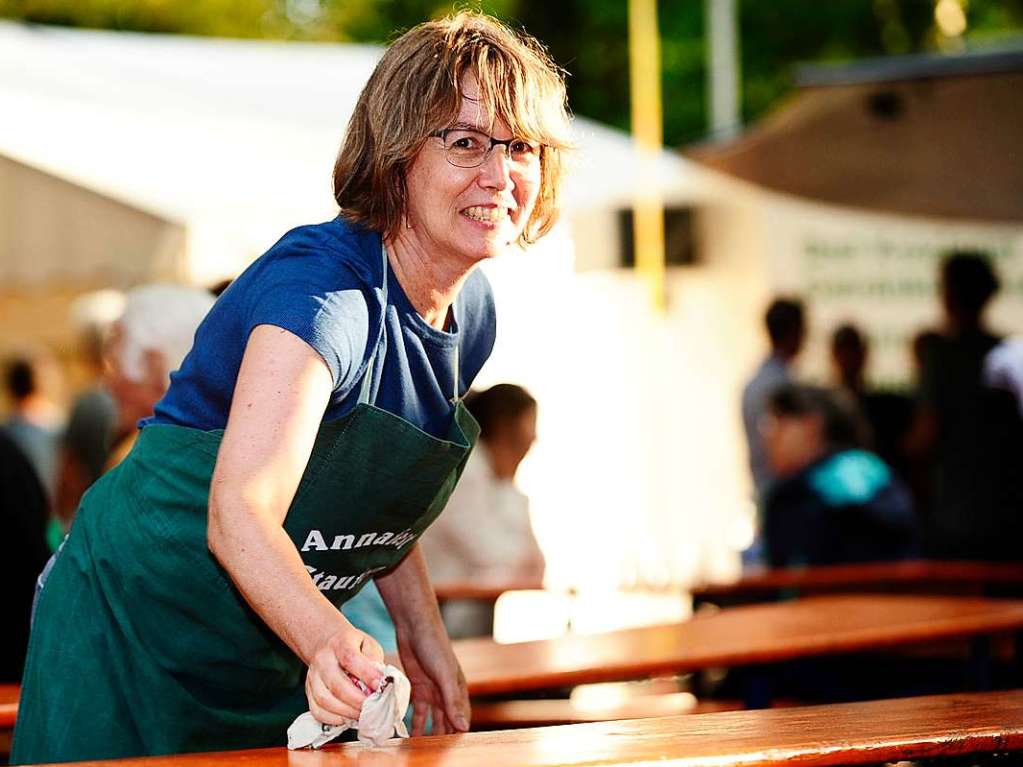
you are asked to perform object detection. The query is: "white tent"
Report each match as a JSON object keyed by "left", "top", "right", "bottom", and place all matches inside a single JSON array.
[{"left": 0, "top": 21, "right": 702, "bottom": 285}]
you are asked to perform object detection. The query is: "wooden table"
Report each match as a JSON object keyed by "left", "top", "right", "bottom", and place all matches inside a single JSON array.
[
  {"left": 44, "top": 690, "right": 1023, "bottom": 766},
  {"left": 455, "top": 594, "right": 1023, "bottom": 696},
  {"left": 0, "top": 684, "right": 17, "bottom": 728},
  {"left": 692, "top": 560, "right": 1023, "bottom": 606},
  {"left": 0, "top": 683, "right": 18, "bottom": 758},
  {"left": 470, "top": 696, "right": 749, "bottom": 728},
  {"left": 433, "top": 580, "right": 545, "bottom": 603}
]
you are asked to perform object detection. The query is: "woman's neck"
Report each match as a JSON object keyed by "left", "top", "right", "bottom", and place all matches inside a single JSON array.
[
  {"left": 483, "top": 442, "right": 518, "bottom": 481},
  {"left": 385, "top": 231, "right": 475, "bottom": 331}
]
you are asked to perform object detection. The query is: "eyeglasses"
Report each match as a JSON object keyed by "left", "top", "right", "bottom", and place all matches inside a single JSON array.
[{"left": 431, "top": 128, "right": 542, "bottom": 169}]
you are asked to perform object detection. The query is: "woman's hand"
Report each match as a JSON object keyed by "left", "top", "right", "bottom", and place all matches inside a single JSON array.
[
  {"left": 376, "top": 546, "right": 470, "bottom": 735},
  {"left": 305, "top": 626, "right": 386, "bottom": 725},
  {"left": 397, "top": 624, "right": 470, "bottom": 735}
]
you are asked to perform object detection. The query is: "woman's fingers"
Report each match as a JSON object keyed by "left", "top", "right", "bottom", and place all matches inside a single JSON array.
[
  {"left": 330, "top": 632, "right": 385, "bottom": 691},
  {"left": 440, "top": 669, "right": 471, "bottom": 732},
  {"left": 304, "top": 627, "right": 390, "bottom": 726},
  {"left": 410, "top": 701, "right": 429, "bottom": 736},
  {"left": 431, "top": 705, "right": 451, "bottom": 735},
  {"left": 360, "top": 632, "right": 386, "bottom": 664},
  {"left": 305, "top": 670, "right": 360, "bottom": 724}
]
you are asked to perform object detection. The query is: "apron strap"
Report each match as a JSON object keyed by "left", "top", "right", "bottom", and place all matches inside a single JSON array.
[
  {"left": 357, "top": 241, "right": 390, "bottom": 406},
  {"left": 452, "top": 337, "right": 460, "bottom": 404},
  {"left": 358, "top": 239, "right": 462, "bottom": 406}
]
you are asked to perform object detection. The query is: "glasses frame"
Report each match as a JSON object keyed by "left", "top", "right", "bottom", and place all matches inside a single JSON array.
[{"left": 430, "top": 127, "right": 543, "bottom": 169}]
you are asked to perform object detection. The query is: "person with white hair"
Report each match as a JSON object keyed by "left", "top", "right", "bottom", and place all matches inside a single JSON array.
[
  {"left": 984, "top": 336, "right": 1023, "bottom": 418},
  {"left": 103, "top": 284, "right": 216, "bottom": 468},
  {"left": 47, "top": 283, "right": 215, "bottom": 542}
]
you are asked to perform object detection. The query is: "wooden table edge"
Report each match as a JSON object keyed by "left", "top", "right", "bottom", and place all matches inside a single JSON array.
[{"left": 464, "top": 599, "right": 1023, "bottom": 696}]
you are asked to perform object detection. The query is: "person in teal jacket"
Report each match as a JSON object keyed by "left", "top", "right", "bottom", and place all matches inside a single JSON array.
[{"left": 761, "top": 383, "right": 919, "bottom": 567}]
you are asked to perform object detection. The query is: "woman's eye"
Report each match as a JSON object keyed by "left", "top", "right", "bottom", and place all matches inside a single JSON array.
[
  {"left": 449, "top": 133, "right": 483, "bottom": 150},
  {"left": 511, "top": 140, "right": 535, "bottom": 155}
]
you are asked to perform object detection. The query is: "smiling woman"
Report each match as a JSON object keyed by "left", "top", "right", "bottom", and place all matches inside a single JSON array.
[
  {"left": 12, "top": 12, "right": 571, "bottom": 766},
  {"left": 334, "top": 14, "right": 571, "bottom": 253}
]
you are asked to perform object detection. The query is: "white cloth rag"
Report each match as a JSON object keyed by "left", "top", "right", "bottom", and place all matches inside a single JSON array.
[{"left": 287, "top": 663, "right": 411, "bottom": 749}]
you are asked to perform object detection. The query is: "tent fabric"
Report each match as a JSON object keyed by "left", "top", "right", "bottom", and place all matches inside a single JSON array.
[
  {"left": 690, "top": 64, "right": 1023, "bottom": 223},
  {"left": 0, "top": 21, "right": 702, "bottom": 286}
]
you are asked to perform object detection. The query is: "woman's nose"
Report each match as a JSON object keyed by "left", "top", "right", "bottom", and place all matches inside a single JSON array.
[{"left": 477, "top": 145, "right": 513, "bottom": 190}]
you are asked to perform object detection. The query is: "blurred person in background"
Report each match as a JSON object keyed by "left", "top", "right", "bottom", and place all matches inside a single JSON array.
[
  {"left": 761, "top": 383, "right": 918, "bottom": 567},
  {"left": 742, "top": 298, "right": 806, "bottom": 501},
  {"left": 908, "top": 251, "right": 1023, "bottom": 560},
  {"left": 900, "top": 328, "right": 944, "bottom": 527},
  {"left": 14, "top": 13, "right": 571, "bottom": 763},
  {"left": 984, "top": 336, "right": 1023, "bottom": 418},
  {"left": 420, "top": 383, "right": 544, "bottom": 638},
  {"left": 102, "top": 284, "right": 217, "bottom": 468},
  {"left": 740, "top": 297, "right": 805, "bottom": 564},
  {"left": 830, "top": 323, "right": 914, "bottom": 483},
  {"left": 49, "top": 286, "right": 215, "bottom": 545},
  {"left": 3, "top": 352, "right": 64, "bottom": 499},
  {"left": 53, "top": 291, "right": 124, "bottom": 548},
  {"left": 0, "top": 429, "right": 50, "bottom": 683}
]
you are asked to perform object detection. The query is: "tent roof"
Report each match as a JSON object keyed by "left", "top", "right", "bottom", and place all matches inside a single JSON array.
[
  {"left": 796, "top": 44, "right": 1023, "bottom": 87},
  {"left": 0, "top": 21, "right": 701, "bottom": 281},
  {"left": 690, "top": 45, "right": 1023, "bottom": 223}
]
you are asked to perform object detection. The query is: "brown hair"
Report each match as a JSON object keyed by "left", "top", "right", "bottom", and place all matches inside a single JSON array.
[
  {"left": 333, "top": 11, "right": 572, "bottom": 247},
  {"left": 464, "top": 383, "right": 537, "bottom": 441}
]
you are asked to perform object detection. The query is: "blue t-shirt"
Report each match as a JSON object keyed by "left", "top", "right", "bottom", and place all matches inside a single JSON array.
[{"left": 148, "top": 217, "right": 496, "bottom": 438}]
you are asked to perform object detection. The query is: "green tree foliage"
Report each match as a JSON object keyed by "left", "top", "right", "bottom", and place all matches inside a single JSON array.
[{"left": 2, "top": 0, "right": 1021, "bottom": 145}]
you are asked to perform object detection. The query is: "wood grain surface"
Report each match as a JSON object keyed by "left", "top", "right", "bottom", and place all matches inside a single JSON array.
[
  {"left": 456, "top": 594, "right": 1023, "bottom": 695},
  {"left": 0, "top": 683, "right": 18, "bottom": 728},
  {"left": 692, "top": 560, "right": 1023, "bottom": 602},
  {"left": 470, "top": 696, "right": 748, "bottom": 727},
  {"left": 433, "top": 580, "right": 545, "bottom": 602},
  {"left": 43, "top": 690, "right": 1023, "bottom": 767}
]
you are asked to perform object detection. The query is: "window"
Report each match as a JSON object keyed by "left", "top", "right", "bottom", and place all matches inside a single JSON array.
[{"left": 617, "top": 206, "right": 699, "bottom": 268}]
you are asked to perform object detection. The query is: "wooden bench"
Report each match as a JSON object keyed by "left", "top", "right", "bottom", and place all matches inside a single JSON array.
[
  {"left": 11, "top": 595, "right": 1023, "bottom": 736},
  {"left": 432, "top": 580, "right": 545, "bottom": 603},
  {"left": 470, "top": 695, "right": 750, "bottom": 728},
  {"left": 0, "top": 683, "right": 18, "bottom": 759},
  {"left": 455, "top": 594, "right": 1023, "bottom": 697},
  {"left": 692, "top": 560, "right": 1023, "bottom": 606},
  {"left": 0, "top": 684, "right": 17, "bottom": 729},
  {"left": 31, "top": 690, "right": 1023, "bottom": 766}
]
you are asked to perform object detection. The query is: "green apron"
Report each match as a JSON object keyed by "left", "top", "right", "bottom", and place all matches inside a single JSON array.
[{"left": 12, "top": 246, "right": 479, "bottom": 765}]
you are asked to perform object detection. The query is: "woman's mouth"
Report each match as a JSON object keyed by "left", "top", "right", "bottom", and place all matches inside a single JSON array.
[{"left": 461, "top": 206, "right": 509, "bottom": 224}]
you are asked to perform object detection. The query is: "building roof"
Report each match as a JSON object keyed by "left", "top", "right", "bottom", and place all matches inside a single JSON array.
[
  {"left": 690, "top": 45, "right": 1023, "bottom": 223},
  {"left": 796, "top": 44, "right": 1023, "bottom": 87}
]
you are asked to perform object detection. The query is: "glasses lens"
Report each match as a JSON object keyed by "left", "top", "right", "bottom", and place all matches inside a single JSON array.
[
  {"left": 442, "top": 129, "right": 488, "bottom": 168},
  {"left": 509, "top": 139, "right": 541, "bottom": 164}
]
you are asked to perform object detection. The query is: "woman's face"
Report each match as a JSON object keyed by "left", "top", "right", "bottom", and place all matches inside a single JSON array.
[
  {"left": 402, "top": 74, "right": 542, "bottom": 265},
  {"left": 762, "top": 411, "right": 825, "bottom": 477}
]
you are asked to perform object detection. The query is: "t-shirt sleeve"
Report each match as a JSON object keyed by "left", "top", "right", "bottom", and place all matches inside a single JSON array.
[{"left": 245, "top": 267, "right": 372, "bottom": 396}]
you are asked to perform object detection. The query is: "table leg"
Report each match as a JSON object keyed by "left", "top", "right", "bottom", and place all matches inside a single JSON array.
[{"left": 968, "top": 635, "right": 993, "bottom": 691}]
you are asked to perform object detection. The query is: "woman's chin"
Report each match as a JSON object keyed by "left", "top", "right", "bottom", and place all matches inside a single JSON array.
[{"left": 461, "top": 229, "right": 521, "bottom": 261}]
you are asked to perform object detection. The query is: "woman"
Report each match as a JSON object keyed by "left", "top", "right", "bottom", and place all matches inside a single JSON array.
[
  {"left": 13, "top": 12, "right": 570, "bottom": 763},
  {"left": 761, "top": 384, "right": 919, "bottom": 567},
  {"left": 421, "top": 384, "right": 545, "bottom": 638}
]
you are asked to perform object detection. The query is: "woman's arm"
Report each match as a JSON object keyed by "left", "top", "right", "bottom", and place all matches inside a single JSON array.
[
  {"left": 207, "top": 324, "right": 384, "bottom": 724},
  {"left": 375, "top": 545, "right": 470, "bottom": 735}
]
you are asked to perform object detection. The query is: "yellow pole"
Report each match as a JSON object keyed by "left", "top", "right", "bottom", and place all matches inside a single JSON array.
[{"left": 628, "top": 0, "right": 666, "bottom": 312}]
